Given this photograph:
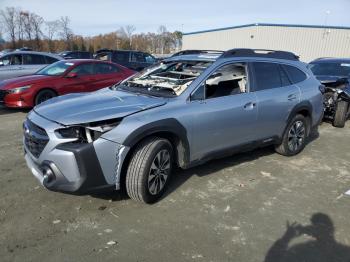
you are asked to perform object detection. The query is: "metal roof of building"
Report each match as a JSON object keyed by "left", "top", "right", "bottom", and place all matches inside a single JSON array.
[{"left": 183, "top": 23, "right": 350, "bottom": 35}]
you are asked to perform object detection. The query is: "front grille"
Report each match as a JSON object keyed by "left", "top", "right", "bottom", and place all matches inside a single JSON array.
[
  {"left": 0, "top": 90, "right": 8, "bottom": 102},
  {"left": 24, "top": 119, "right": 49, "bottom": 158}
]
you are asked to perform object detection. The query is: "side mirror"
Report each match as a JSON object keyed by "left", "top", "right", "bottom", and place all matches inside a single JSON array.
[{"left": 66, "top": 72, "right": 78, "bottom": 78}]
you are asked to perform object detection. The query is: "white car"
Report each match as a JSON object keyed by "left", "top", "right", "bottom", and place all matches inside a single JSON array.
[{"left": 0, "top": 51, "right": 62, "bottom": 81}]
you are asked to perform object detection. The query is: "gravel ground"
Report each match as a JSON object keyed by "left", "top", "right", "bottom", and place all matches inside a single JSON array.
[{"left": 0, "top": 108, "right": 350, "bottom": 262}]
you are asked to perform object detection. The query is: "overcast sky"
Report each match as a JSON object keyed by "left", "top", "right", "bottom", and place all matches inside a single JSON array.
[{"left": 1, "top": 0, "right": 349, "bottom": 35}]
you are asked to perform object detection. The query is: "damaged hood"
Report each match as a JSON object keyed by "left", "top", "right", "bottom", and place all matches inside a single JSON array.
[{"left": 34, "top": 88, "right": 167, "bottom": 125}]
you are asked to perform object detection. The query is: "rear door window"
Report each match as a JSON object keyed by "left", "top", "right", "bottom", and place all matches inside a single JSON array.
[
  {"left": 94, "top": 63, "right": 120, "bottom": 74},
  {"left": 252, "top": 62, "right": 282, "bottom": 91},
  {"left": 282, "top": 64, "right": 307, "bottom": 84},
  {"left": 113, "top": 52, "right": 129, "bottom": 63},
  {"left": 70, "top": 63, "right": 94, "bottom": 76},
  {"left": 23, "top": 54, "right": 46, "bottom": 65}
]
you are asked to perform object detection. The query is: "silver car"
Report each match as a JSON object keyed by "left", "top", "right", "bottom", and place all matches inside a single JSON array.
[
  {"left": 0, "top": 51, "right": 62, "bottom": 81},
  {"left": 23, "top": 49, "right": 324, "bottom": 203}
]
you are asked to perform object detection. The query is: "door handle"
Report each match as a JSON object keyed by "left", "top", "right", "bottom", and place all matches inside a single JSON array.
[
  {"left": 288, "top": 94, "right": 297, "bottom": 101},
  {"left": 244, "top": 102, "right": 256, "bottom": 110}
]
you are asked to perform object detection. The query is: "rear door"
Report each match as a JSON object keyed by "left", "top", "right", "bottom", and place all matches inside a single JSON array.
[
  {"left": 91, "top": 63, "right": 126, "bottom": 91},
  {"left": 112, "top": 51, "right": 129, "bottom": 68},
  {"left": 251, "top": 62, "right": 300, "bottom": 140},
  {"left": 22, "top": 54, "right": 48, "bottom": 75}
]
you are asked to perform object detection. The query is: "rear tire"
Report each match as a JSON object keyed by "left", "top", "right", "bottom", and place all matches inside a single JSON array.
[
  {"left": 275, "top": 114, "right": 308, "bottom": 156},
  {"left": 332, "top": 100, "right": 348, "bottom": 128},
  {"left": 126, "top": 137, "right": 173, "bottom": 204},
  {"left": 34, "top": 89, "right": 57, "bottom": 106}
]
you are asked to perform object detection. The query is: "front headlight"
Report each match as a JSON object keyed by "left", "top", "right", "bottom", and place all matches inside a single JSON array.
[
  {"left": 55, "top": 119, "right": 121, "bottom": 143},
  {"left": 8, "top": 85, "right": 32, "bottom": 94},
  {"left": 56, "top": 126, "right": 83, "bottom": 139}
]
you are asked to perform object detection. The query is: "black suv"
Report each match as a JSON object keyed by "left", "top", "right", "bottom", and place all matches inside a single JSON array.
[{"left": 94, "top": 49, "right": 156, "bottom": 71}]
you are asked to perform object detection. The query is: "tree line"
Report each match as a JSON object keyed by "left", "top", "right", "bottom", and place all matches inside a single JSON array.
[{"left": 0, "top": 7, "right": 182, "bottom": 54}]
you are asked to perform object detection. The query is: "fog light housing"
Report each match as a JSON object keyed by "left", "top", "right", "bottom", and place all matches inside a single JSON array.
[{"left": 42, "top": 166, "right": 55, "bottom": 184}]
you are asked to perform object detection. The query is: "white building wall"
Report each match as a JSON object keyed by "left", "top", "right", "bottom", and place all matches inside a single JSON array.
[{"left": 183, "top": 25, "right": 350, "bottom": 62}]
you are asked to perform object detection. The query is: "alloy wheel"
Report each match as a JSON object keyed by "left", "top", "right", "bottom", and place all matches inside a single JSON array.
[
  {"left": 287, "top": 120, "right": 306, "bottom": 152},
  {"left": 148, "top": 149, "right": 171, "bottom": 195}
]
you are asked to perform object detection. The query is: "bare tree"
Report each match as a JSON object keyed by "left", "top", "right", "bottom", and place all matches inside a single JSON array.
[
  {"left": 118, "top": 25, "right": 136, "bottom": 49},
  {"left": 44, "top": 20, "right": 59, "bottom": 51},
  {"left": 58, "top": 16, "right": 73, "bottom": 49},
  {"left": 0, "top": 7, "right": 17, "bottom": 48},
  {"left": 30, "top": 13, "right": 44, "bottom": 49}
]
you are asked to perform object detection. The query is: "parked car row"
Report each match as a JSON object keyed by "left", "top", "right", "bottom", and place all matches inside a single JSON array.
[
  {"left": 0, "top": 59, "right": 134, "bottom": 108},
  {"left": 0, "top": 49, "right": 157, "bottom": 82}
]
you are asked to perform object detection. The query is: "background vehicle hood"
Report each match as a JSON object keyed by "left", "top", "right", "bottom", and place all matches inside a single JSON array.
[
  {"left": 316, "top": 75, "right": 348, "bottom": 84},
  {"left": 0, "top": 74, "right": 55, "bottom": 89},
  {"left": 34, "top": 88, "right": 167, "bottom": 125}
]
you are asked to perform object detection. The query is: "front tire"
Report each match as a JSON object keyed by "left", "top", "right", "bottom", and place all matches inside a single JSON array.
[
  {"left": 34, "top": 89, "right": 57, "bottom": 106},
  {"left": 126, "top": 137, "right": 173, "bottom": 203},
  {"left": 275, "top": 114, "right": 308, "bottom": 156},
  {"left": 332, "top": 100, "right": 349, "bottom": 128}
]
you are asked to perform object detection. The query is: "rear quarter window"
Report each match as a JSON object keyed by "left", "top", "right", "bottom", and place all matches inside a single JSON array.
[
  {"left": 282, "top": 64, "right": 307, "bottom": 84},
  {"left": 45, "top": 56, "right": 59, "bottom": 64}
]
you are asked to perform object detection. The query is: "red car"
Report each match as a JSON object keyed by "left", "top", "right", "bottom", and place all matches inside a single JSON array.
[{"left": 0, "top": 59, "right": 135, "bottom": 108}]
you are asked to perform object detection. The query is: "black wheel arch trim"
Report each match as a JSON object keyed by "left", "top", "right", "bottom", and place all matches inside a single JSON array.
[
  {"left": 123, "top": 118, "right": 190, "bottom": 168},
  {"left": 287, "top": 101, "right": 313, "bottom": 123},
  {"left": 34, "top": 88, "right": 58, "bottom": 104},
  {"left": 284, "top": 101, "right": 313, "bottom": 140}
]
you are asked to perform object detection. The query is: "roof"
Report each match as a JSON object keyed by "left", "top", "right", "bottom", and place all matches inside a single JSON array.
[
  {"left": 310, "top": 57, "right": 350, "bottom": 63},
  {"left": 1, "top": 50, "right": 62, "bottom": 60},
  {"left": 184, "top": 23, "right": 350, "bottom": 35}
]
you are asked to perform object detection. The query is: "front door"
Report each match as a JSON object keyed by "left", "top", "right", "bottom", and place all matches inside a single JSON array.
[
  {"left": 59, "top": 63, "right": 95, "bottom": 94},
  {"left": 189, "top": 62, "right": 258, "bottom": 160}
]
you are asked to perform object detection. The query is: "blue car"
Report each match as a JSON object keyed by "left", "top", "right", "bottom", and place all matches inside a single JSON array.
[{"left": 23, "top": 49, "right": 323, "bottom": 203}]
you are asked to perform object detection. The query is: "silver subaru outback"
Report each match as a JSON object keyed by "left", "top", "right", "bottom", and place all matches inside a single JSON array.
[{"left": 23, "top": 49, "right": 324, "bottom": 203}]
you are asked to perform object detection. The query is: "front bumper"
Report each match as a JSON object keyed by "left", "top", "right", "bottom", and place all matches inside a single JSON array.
[
  {"left": 23, "top": 111, "right": 128, "bottom": 193},
  {"left": 24, "top": 143, "right": 112, "bottom": 193},
  {"left": 0, "top": 90, "right": 33, "bottom": 108}
]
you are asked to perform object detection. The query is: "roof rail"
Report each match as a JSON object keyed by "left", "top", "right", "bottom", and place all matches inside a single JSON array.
[
  {"left": 171, "top": 49, "right": 224, "bottom": 57},
  {"left": 220, "top": 48, "right": 299, "bottom": 61}
]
